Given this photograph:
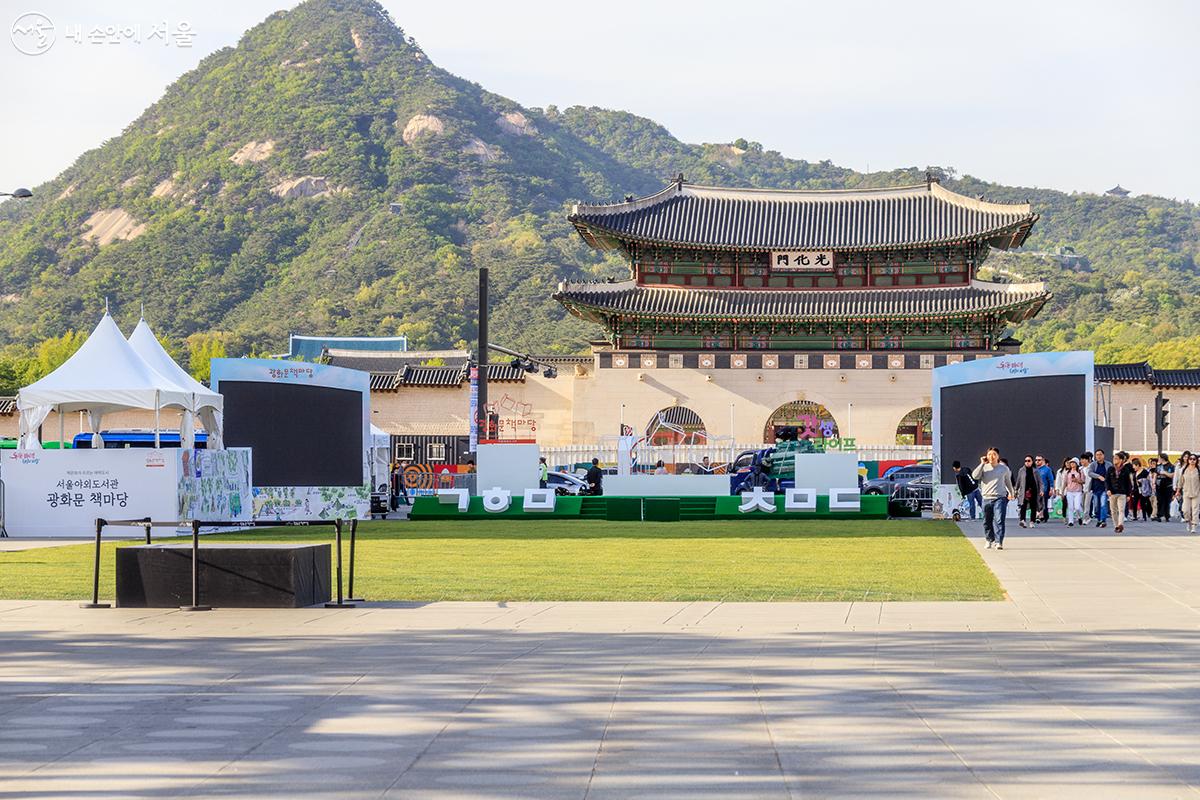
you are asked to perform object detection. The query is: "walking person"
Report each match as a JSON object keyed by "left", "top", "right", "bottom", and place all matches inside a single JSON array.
[
  {"left": 953, "top": 460, "right": 982, "bottom": 520},
  {"left": 538, "top": 456, "right": 549, "bottom": 489},
  {"left": 1155, "top": 454, "right": 1175, "bottom": 522},
  {"left": 972, "top": 448, "right": 1015, "bottom": 549},
  {"left": 1105, "top": 450, "right": 1136, "bottom": 534},
  {"left": 1147, "top": 457, "right": 1160, "bottom": 520},
  {"left": 1175, "top": 452, "right": 1200, "bottom": 534},
  {"left": 1131, "top": 458, "right": 1152, "bottom": 521},
  {"left": 1177, "top": 452, "right": 1193, "bottom": 521},
  {"left": 1035, "top": 455, "right": 1055, "bottom": 522},
  {"left": 1062, "top": 458, "right": 1086, "bottom": 527},
  {"left": 1078, "top": 453, "right": 1094, "bottom": 525},
  {"left": 1088, "top": 449, "right": 1111, "bottom": 528},
  {"left": 1014, "top": 455, "right": 1042, "bottom": 528}
]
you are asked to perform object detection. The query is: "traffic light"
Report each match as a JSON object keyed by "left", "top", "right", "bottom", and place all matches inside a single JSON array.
[{"left": 1154, "top": 391, "right": 1170, "bottom": 433}]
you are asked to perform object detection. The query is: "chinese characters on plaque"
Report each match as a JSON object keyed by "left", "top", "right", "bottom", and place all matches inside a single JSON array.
[{"left": 770, "top": 250, "right": 833, "bottom": 271}]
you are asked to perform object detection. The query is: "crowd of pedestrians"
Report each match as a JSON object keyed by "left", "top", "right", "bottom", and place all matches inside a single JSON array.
[{"left": 952, "top": 447, "right": 1200, "bottom": 545}]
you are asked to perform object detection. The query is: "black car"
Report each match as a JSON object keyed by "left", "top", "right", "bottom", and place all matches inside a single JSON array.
[{"left": 889, "top": 473, "right": 934, "bottom": 513}]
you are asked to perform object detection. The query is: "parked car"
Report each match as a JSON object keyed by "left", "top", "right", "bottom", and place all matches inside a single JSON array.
[
  {"left": 862, "top": 463, "right": 932, "bottom": 495},
  {"left": 889, "top": 472, "right": 934, "bottom": 513},
  {"left": 546, "top": 471, "right": 588, "bottom": 495}
]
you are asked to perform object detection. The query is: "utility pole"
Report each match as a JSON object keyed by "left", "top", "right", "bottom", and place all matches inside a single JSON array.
[{"left": 477, "top": 267, "right": 489, "bottom": 444}]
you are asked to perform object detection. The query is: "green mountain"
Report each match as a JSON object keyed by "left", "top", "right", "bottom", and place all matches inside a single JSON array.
[{"left": 1, "top": 0, "right": 1197, "bottom": 381}]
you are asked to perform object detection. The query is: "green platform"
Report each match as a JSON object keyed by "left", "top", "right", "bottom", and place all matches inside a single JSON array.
[{"left": 409, "top": 494, "right": 888, "bottom": 521}]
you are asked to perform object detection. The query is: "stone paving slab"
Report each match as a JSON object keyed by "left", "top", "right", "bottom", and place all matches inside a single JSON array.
[{"left": 2, "top": 521, "right": 1200, "bottom": 798}]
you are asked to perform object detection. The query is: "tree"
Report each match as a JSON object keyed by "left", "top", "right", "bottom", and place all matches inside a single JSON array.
[
  {"left": 186, "top": 332, "right": 228, "bottom": 382},
  {"left": 29, "top": 331, "right": 87, "bottom": 382}
]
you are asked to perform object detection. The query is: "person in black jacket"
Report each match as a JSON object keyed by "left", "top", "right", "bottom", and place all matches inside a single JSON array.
[
  {"left": 1155, "top": 454, "right": 1175, "bottom": 522},
  {"left": 585, "top": 457, "right": 604, "bottom": 496},
  {"left": 952, "top": 460, "right": 982, "bottom": 520},
  {"left": 1105, "top": 450, "right": 1136, "bottom": 534}
]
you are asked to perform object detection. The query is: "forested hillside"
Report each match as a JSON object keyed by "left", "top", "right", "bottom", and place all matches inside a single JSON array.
[{"left": 0, "top": 0, "right": 1196, "bottom": 393}]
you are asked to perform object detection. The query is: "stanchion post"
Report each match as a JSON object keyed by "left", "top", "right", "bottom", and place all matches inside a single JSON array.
[
  {"left": 346, "top": 518, "right": 363, "bottom": 603},
  {"left": 80, "top": 518, "right": 111, "bottom": 609},
  {"left": 325, "top": 518, "right": 354, "bottom": 608},
  {"left": 180, "top": 519, "right": 212, "bottom": 612},
  {"left": 143, "top": 516, "right": 152, "bottom": 545}
]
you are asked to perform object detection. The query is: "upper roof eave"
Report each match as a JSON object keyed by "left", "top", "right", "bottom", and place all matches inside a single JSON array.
[{"left": 569, "top": 180, "right": 1038, "bottom": 253}]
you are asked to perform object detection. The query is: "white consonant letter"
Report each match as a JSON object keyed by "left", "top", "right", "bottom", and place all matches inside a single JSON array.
[
  {"left": 784, "top": 487, "right": 817, "bottom": 511},
  {"left": 522, "top": 488, "right": 556, "bottom": 512},
  {"left": 481, "top": 487, "right": 513, "bottom": 513},
  {"left": 829, "top": 488, "right": 861, "bottom": 512},
  {"left": 436, "top": 488, "right": 470, "bottom": 512},
  {"left": 739, "top": 487, "right": 776, "bottom": 513}
]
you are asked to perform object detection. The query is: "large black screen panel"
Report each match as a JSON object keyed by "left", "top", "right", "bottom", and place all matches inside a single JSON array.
[
  {"left": 221, "top": 381, "right": 363, "bottom": 487},
  {"left": 939, "top": 374, "right": 1085, "bottom": 483}
]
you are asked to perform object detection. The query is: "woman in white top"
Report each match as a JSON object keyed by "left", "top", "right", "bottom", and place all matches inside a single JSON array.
[
  {"left": 1061, "top": 458, "right": 1086, "bottom": 527},
  {"left": 1175, "top": 453, "right": 1200, "bottom": 534}
]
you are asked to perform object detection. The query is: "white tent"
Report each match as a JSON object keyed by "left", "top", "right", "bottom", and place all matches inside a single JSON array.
[
  {"left": 127, "top": 318, "right": 224, "bottom": 449},
  {"left": 16, "top": 314, "right": 196, "bottom": 449},
  {"left": 369, "top": 423, "right": 390, "bottom": 491}
]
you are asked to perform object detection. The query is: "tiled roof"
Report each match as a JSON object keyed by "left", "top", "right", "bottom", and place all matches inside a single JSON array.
[
  {"left": 1091, "top": 364, "right": 1200, "bottom": 387},
  {"left": 1151, "top": 369, "right": 1200, "bottom": 388},
  {"left": 555, "top": 280, "right": 1050, "bottom": 322},
  {"left": 393, "top": 364, "right": 526, "bottom": 388},
  {"left": 369, "top": 372, "right": 398, "bottom": 391},
  {"left": 570, "top": 181, "right": 1037, "bottom": 252},
  {"left": 1094, "top": 363, "right": 1150, "bottom": 383},
  {"left": 398, "top": 366, "right": 464, "bottom": 387},
  {"left": 0, "top": 396, "right": 14, "bottom": 415}
]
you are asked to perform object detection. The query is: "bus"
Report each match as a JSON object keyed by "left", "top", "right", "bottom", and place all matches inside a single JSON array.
[{"left": 71, "top": 430, "right": 209, "bottom": 449}]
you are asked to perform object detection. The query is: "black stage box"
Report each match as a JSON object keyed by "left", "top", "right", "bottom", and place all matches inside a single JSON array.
[{"left": 116, "top": 544, "right": 331, "bottom": 608}]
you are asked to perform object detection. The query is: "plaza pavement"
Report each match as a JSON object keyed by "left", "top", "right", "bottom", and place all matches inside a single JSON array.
[{"left": 1, "top": 519, "right": 1199, "bottom": 798}]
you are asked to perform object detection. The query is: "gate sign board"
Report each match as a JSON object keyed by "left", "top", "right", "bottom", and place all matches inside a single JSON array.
[{"left": 771, "top": 250, "right": 834, "bottom": 271}]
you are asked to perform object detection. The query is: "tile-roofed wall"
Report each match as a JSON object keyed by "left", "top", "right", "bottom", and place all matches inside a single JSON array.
[
  {"left": 1151, "top": 369, "right": 1200, "bottom": 388},
  {"left": 1094, "top": 363, "right": 1151, "bottom": 383},
  {"left": 369, "top": 372, "right": 397, "bottom": 391}
]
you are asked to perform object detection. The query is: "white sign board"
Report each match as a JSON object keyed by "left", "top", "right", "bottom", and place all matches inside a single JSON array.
[
  {"left": 791, "top": 453, "right": 860, "bottom": 494},
  {"left": 771, "top": 250, "right": 834, "bottom": 271},
  {"left": 1, "top": 448, "right": 253, "bottom": 537},
  {"left": 477, "top": 443, "right": 540, "bottom": 496}
]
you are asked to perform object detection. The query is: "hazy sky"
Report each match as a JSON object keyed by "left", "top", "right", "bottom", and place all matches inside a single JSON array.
[{"left": 2, "top": 0, "right": 1197, "bottom": 201}]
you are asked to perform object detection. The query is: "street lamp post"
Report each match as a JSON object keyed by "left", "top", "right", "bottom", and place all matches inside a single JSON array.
[{"left": 0, "top": 188, "right": 32, "bottom": 199}]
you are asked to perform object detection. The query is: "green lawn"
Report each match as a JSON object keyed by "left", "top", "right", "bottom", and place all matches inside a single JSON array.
[{"left": 0, "top": 519, "right": 1003, "bottom": 602}]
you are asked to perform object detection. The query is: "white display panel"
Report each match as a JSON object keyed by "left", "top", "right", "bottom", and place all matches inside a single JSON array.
[
  {"left": 2, "top": 448, "right": 252, "bottom": 537},
  {"left": 476, "top": 443, "right": 541, "bottom": 496}
]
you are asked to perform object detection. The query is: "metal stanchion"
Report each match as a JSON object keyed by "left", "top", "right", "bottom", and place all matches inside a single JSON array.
[
  {"left": 143, "top": 516, "right": 152, "bottom": 545},
  {"left": 325, "top": 518, "right": 354, "bottom": 608},
  {"left": 180, "top": 519, "right": 212, "bottom": 611},
  {"left": 80, "top": 518, "right": 111, "bottom": 609},
  {"left": 346, "top": 518, "right": 363, "bottom": 603}
]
